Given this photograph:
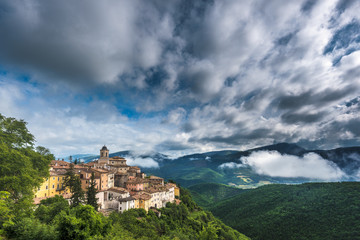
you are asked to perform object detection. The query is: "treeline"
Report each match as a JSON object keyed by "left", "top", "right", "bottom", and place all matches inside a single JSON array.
[
  {"left": 0, "top": 114, "right": 248, "bottom": 240},
  {"left": 2, "top": 185, "right": 248, "bottom": 239},
  {"left": 209, "top": 182, "right": 360, "bottom": 240}
]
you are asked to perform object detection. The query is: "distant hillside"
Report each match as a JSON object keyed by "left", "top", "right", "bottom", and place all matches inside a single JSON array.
[
  {"left": 188, "top": 183, "right": 246, "bottom": 207},
  {"left": 208, "top": 182, "right": 360, "bottom": 240},
  {"left": 68, "top": 143, "right": 360, "bottom": 188}
]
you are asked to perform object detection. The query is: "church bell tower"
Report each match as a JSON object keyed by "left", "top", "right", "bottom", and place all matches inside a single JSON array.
[{"left": 99, "top": 145, "right": 109, "bottom": 164}]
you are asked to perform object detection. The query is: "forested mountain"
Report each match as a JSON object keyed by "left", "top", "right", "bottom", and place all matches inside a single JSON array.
[
  {"left": 207, "top": 182, "right": 360, "bottom": 240},
  {"left": 188, "top": 183, "right": 246, "bottom": 207},
  {"left": 78, "top": 143, "right": 360, "bottom": 189}
]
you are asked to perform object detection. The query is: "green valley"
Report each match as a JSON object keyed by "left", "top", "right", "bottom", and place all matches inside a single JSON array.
[{"left": 207, "top": 182, "right": 360, "bottom": 240}]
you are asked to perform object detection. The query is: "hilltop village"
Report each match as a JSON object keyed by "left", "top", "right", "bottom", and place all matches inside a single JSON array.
[{"left": 34, "top": 146, "right": 180, "bottom": 213}]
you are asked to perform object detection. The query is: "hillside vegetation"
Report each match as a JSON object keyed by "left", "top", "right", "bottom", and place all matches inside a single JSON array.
[
  {"left": 188, "top": 183, "right": 246, "bottom": 207},
  {"left": 208, "top": 182, "right": 360, "bottom": 240}
]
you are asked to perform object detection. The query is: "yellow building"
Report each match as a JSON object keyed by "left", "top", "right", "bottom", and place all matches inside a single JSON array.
[
  {"left": 34, "top": 169, "right": 69, "bottom": 199},
  {"left": 133, "top": 193, "right": 151, "bottom": 211},
  {"left": 168, "top": 183, "right": 180, "bottom": 198}
]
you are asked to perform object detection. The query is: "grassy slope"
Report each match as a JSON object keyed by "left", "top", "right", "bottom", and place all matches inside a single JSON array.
[
  {"left": 208, "top": 182, "right": 360, "bottom": 240},
  {"left": 188, "top": 183, "right": 247, "bottom": 207}
]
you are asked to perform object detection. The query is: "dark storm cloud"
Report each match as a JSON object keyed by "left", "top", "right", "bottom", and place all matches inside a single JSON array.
[
  {"left": 1, "top": 0, "right": 360, "bottom": 155},
  {"left": 276, "top": 33, "right": 296, "bottom": 46},
  {"left": 281, "top": 111, "right": 326, "bottom": 124},
  {"left": 155, "top": 140, "right": 193, "bottom": 151},
  {"left": 195, "top": 128, "right": 272, "bottom": 145},
  {"left": 344, "top": 119, "right": 360, "bottom": 136},
  {"left": 301, "top": 0, "right": 318, "bottom": 13},
  {"left": 0, "top": 0, "right": 181, "bottom": 88},
  {"left": 276, "top": 91, "right": 313, "bottom": 110},
  {"left": 275, "top": 86, "right": 356, "bottom": 111}
]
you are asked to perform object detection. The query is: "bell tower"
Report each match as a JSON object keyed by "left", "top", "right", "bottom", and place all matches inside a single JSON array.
[{"left": 99, "top": 145, "right": 109, "bottom": 164}]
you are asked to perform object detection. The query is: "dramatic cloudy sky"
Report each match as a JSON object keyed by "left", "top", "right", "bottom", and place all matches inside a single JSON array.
[{"left": 0, "top": 0, "right": 359, "bottom": 157}]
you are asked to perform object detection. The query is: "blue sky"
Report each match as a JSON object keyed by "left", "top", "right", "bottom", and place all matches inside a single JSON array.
[{"left": 0, "top": 0, "right": 359, "bottom": 157}]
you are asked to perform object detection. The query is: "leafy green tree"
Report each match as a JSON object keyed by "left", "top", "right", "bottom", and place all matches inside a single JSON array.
[
  {"left": 35, "top": 195, "right": 70, "bottom": 223},
  {"left": 0, "top": 191, "right": 14, "bottom": 238},
  {"left": 0, "top": 114, "right": 34, "bottom": 148},
  {"left": 0, "top": 114, "right": 52, "bottom": 217},
  {"left": 87, "top": 172, "right": 98, "bottom": 211},
  {"left": 64, "top": 164, "right": 84, "bottom": 207},
  {"left": 54, "top": 205, "right": 111, "bottom": 240},
  {"left": 197, "top": 221, "right": 220, "bottom": 240},
  {"left": 5, "top": 217, "right": 58, "bottom": 240}
]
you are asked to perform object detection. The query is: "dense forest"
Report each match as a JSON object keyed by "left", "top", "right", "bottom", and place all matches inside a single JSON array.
[
  {"left": 188, "top": 183, "right": 247, "bottom": 207},
  {"left": 0, "top": 114, "right": 248, "bottom": 240},
  {"left": 208, "top": 182, "right": 360, "bottom": 240}
]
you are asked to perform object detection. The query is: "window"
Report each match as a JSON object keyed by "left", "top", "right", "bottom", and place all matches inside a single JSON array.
[
  {"left": 58, "top": 177, "right": 59, "bottom": 181},
  {"left": 53, "top": 177, "right": 55, "bottom": 180},
  {"left": 57, "top": 184, "right": 59, "bottom": 189},
  {"left": 52, "top": 185, "right": 55, "bottom": 189},
  {"left": 46, "top": 186, "right": 48, "bottom": 189}
]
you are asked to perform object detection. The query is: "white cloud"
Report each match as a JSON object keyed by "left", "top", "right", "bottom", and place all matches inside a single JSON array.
[
  {"left": 124, "top": 157, "right": 159, "bottom": 169},
  {"left": 219, "top": 162, "right": 246, "bottom": 169},
  {"left": 242, "top": 151, "right": 345, "bottom": 180}
]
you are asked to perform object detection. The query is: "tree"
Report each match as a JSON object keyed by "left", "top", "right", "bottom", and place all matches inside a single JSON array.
[
  {"left": 0, "top": 114, "right": 52, "bottom": 217},
  {"left": 64, "top": 164, "right": 84, "bottom": 208},
  {"left": 35, "top": 195, "right": 70, "bottom": 223},
  {"left": 87, "top": 172, "right": 98, "bottom": 211},
  {"left": 0, "top": 191, "right": 14, "bottom": 237},
  {"left": 0, "top": 114, "right": 34, "bottom": 148},
  {"left": 54, "top": 205, "right": 111, "bottom": 240}
]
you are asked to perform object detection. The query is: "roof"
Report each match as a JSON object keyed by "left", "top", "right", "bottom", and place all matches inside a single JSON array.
[
  {"left": 50, "top": 169, "right": 68, "bottom": 176},
  {"left": 108, "top": 164, "right": 128, "bottom": 167},
  {"left": 108, "top": 187, "right": 129, "bottom": 194},
  {"left": 101, "top": 145, "right": 108, "bottom": 151},
  {"left": 167, "top": 183, "right": 178, "bottom": 188},
  {"left": 165, "top": 183, "right": 178, "bottom": 188},
  {"left": 118, "top": 196, "right": 135, "bottom": 202},
  {"left": 50, "top": 160, "right": 71, "bottom": 167},
  {"left": 129, "top": 166, "right": 140, "bottom": 169},
  {"left": 127, "top": 178, "right": 146, "bottom": 184},
  {"left": 110, "top": 156, "right": 125, "bottom": 160},
  {"left": 149, "top": 176, "right": 163, "bottom": 180},
  {"left": 91, "top": 168, "right": 109, "bottom": 173},
  {"left": 132, "top": 193, "right": 151, "bottom": 200}
]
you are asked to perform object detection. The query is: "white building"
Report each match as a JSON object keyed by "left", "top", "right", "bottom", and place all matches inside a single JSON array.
[{"left": 96, "top": 187, "right": 135, "bottom": 212}]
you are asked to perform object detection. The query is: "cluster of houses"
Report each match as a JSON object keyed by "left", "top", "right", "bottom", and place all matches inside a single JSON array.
[{"left": 34, "top": 146, "right": 180, "bottom": 213}]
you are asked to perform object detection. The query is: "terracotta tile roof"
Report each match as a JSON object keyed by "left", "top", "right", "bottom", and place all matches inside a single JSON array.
[
  {"left": 132, "top": 193, "right": 151, "bottom": 200},
  {"left": 127, "top": 178, "right": 146, "bottom": 184},
  {"left": 50, "top": 169, "right": 68, "bottom": 176},
  {"left": 110, "top": 156, "right": 126, "bottom": 160},
  {"left": 92, "top": 168, "right": 109, "bottom": 173},
  {"left": 108, "top": 187, "right": 129, "bottom": 194},
  {"left": 50, "top": 160, "right": 70, "bottom": 166},
  {"left": 167, "top": 183, "right": 178, "bottom": 188},
  {"left": 149, "top": 176, "right": 163, "bottom": 179},
  {"left": 118, "top": 196, "right": 135, "bottom": 202}
]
